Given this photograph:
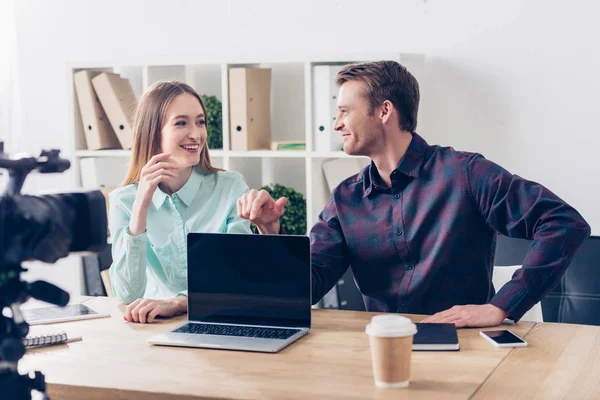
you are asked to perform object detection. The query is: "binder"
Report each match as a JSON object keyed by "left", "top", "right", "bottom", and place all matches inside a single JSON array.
[
  {"left": 91, "top": 72, "right": 137, "bottom": 150},
  {"left": 322, "top": 157, "right": 369, "bottom": 193},
  {"left": 79, "top": 157, "right": 130, "bottom": 189},
  {"left": 229, "top": 68, "right": 271, "bottom": 151},
  {"left": 73, "top": 70, "right": 122, "bottom": 150},
  {"left": 313, "top": 65, "right": 344, "bottom": 152},
  {"left": 99, "top": 186, "right": 116, "bottom": 224},
  {"left": 101, "top": 270, "right": 114, "bottom": 297}
]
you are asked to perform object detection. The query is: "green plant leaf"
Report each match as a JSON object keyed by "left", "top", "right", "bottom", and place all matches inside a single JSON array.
[
  {"left": 201, "top": 94, "right": 223, "bottom": 149},
  {"left": 255, "top": 184, "right": 307, "bottom": 235}
]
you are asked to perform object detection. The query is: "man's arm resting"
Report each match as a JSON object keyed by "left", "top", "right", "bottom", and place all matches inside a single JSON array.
[{"left": 467, "top": 154, "right": 591, "bottom": 322}]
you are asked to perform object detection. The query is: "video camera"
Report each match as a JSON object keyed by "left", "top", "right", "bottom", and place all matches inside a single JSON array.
[{"left": 0, "top": 142, "right": 108, "bottom": 400}]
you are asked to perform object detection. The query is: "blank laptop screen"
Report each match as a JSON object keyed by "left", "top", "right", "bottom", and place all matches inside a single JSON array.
[{"left": 187, "top": 233, "right": 311, "bottom": 328}]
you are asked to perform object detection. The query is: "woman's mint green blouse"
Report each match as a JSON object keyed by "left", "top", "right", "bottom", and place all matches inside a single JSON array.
[{"left": 108, "top": 168, "right": 251, "bottom": 303}]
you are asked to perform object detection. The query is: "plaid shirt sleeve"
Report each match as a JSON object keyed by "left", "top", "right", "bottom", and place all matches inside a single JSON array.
[
  {"left": 309, "top": 197, "right": 351, "bottom": 305},
  {"left": 466, "top": 155, "right": 591, "bottom": 321}
]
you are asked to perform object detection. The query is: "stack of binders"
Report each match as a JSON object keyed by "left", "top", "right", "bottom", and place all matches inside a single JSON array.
[
  {"left": 73, "top": 70, "right": 137, "bottom": 150},
  {"left": 91, "top": 72, "right": 137, "bottom": 150},
  {"left": 73, "top": 70, "right": 122, "bottom": 150}
]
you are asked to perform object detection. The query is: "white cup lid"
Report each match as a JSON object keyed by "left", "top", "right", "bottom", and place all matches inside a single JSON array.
[{"left": 365, "top": 314, "right": 417, "bottom": 337}]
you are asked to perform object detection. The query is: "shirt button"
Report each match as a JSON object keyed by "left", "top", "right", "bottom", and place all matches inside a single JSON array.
[
  {"left": 394, "top": 193, "right": 401, "bottom": 199},
  {"left": 400, "top": 301, "right": 407, "bottom": 307},
  {"left": 396, "top": 229, "right": 403, "bottom": 236},
  {"left": 407, "top": 264, "right": 414, "bottom": 271}
]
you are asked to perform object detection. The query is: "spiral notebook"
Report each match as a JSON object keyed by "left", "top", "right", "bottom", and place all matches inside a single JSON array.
[{"left": 24, "top": 326, "right": 82, "bottom": 349}]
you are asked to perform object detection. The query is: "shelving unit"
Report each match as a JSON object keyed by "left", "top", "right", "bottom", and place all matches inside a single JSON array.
[{"left": 68, "top": 53, "right": 425, "bottom": 231}]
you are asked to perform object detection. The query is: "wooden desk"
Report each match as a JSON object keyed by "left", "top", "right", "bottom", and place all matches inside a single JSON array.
[
  {"left": 473, "top": 322, "right": 600, "bottom": 399},
  {"left": 18, "top": 297, "right": 599, "bottom": 399}
]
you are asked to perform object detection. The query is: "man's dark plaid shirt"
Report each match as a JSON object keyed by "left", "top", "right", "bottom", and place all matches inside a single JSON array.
[{"left": 310, "top": 133, "right": 590, "bottom": 321}]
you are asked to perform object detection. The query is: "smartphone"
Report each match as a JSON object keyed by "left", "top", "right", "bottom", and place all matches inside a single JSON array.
[{"left": 479, "top": 330, "right": 528, "bottom": 348}]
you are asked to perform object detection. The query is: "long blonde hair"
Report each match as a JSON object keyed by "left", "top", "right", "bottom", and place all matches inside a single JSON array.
[{"left": 122, "top": 81, "right": 223, "bottom": 186}]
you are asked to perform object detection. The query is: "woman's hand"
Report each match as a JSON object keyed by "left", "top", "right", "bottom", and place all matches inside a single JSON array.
[
  {"left": 135, "top": 152, "right": 180, "bottom": 209},
  {"left": 129, "top": 153, "right": 180, "bottom": 236},
  {"left": 124, "top": 297, "right": 188, "bottom": 323}
]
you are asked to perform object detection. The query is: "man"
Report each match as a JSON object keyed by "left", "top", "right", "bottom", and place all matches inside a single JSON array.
[{"left": 237, "top": 61, "right": 591, "bottom": 328}]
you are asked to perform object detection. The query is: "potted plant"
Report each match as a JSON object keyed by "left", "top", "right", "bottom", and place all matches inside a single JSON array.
[
  {"left": 201, "top": 95, "right": 223, "bottom": 149},
  {"left": 257, "top": 184, "right": 307, "bottom": 235}
]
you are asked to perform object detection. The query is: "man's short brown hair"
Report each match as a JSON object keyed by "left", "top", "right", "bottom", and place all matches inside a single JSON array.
[{"left": 336, "top": 60, "right": 420, "bottom": 132}]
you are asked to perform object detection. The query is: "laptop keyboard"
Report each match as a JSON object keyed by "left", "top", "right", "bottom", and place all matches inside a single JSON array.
[{"left": 173, "top": 323, "right": 301, "bottom": 340}]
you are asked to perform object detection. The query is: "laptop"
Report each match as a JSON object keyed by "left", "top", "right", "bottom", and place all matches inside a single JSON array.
[{"left": 148, "top": 232, "right": 311, "bottom": 353}]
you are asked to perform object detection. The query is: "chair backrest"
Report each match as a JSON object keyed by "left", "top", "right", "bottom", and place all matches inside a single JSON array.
[
  {"left": 82, "top": 243, "right": 113, "bottom": 297},
  {"left": 493, "top": 235, "right": 531, "bottom": 266},
  {"left": 336, "top": 268, "right": 366, "bottom": 311},
  {"left": 541, "top": 236, "right": 600, "bottom": 325},
  {"left": 495, "top": 234, "right": 600, "bottom": 326},
  {"left": 493, "top": 235, "right": 543, "bottom": 321},
  {"left": 492, "top": 265, "right": 543, "bottom": 322}
]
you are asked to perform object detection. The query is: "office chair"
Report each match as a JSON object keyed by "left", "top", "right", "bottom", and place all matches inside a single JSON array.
[
  {"left": 82, "top": 243, "right": 113, "bottom": 297},
  {"left": 318, "top": 268, "right": 366, "bottom": 311},
  {"left": 493, "top": 235, "right": 543, "bottom": 322},
  {"left": 495, "top": 234, "right": 600, "bottom": 326},
  {"left": 335, "top": 268, "right": 366, "bottom": 311},
  {"left": 541, "top": 236, "right": 600, "bottom": 325}
]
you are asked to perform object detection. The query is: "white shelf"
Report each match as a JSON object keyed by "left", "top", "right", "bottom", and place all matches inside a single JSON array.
[
  {"left": 208, "top": 150, "right": 225, "bottom": 157},
  {"left": 75, "top": 149, "right": 225, "bottom": 158},
  {"left": 75, "top": 149, "right": 131, "bottom": 158},
  {"left": 310, "top": 151, "right": 368, "bottom": 159},
  {"left": 228, "top": 150, "right": 308, "bottom": 158}
]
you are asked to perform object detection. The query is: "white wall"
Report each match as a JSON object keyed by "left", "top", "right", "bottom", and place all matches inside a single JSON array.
[
  {"left": 9, "top": 0, "right": 599, "bottom": 293},
  {"left": 422, "top": 0, "right": 599, "bottom": 233},
  {"left": 0, "top": 0, "right": 22, "bottom": 153}
]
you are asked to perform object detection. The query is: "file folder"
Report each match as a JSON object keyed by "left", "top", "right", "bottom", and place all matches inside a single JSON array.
[
  {"left": 73, "top": 70, "right": 122, "bottom": 150},
  {"left": 100, "top": 185, "right": 116, "bottom": 224},
  {"left": 322, "top": 157, "right": 369, "bottom": 193},
  {"left": 313, "top": 65, "right": 344, "bottom": 152},
  {"left": 92, "top": 72, "right": 137, "bottom": 150},
  {"left": 79, "top": 157, "right": 130, "bottom": 189},
  {"left": 229, "top": 68, "right": 271, "bottom": 151}
]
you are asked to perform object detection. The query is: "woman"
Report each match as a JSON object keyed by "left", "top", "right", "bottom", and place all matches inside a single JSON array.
[{"left": 109, "top": 81, "right": 251, "bottom": 324}]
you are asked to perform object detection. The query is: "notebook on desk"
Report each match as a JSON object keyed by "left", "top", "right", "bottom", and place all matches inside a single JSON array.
[
  {"left": 24, "top": 325, "right": 82, "bottom": 349},
  {"left": 148, "top": 233, "right": 311, "bottom": 353},
  {"left": 413, "top": 323, "right": 460, "bottom": 351}
]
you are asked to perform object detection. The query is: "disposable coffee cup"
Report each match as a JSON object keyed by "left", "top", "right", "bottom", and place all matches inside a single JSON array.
[{"left": 365, "top": 314, "right": 417, "bottom": 388}]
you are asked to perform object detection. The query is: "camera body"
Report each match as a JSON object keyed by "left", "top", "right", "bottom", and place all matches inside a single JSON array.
[{"left": 0, "top": 143, "right": 108, "bottom": 399}]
